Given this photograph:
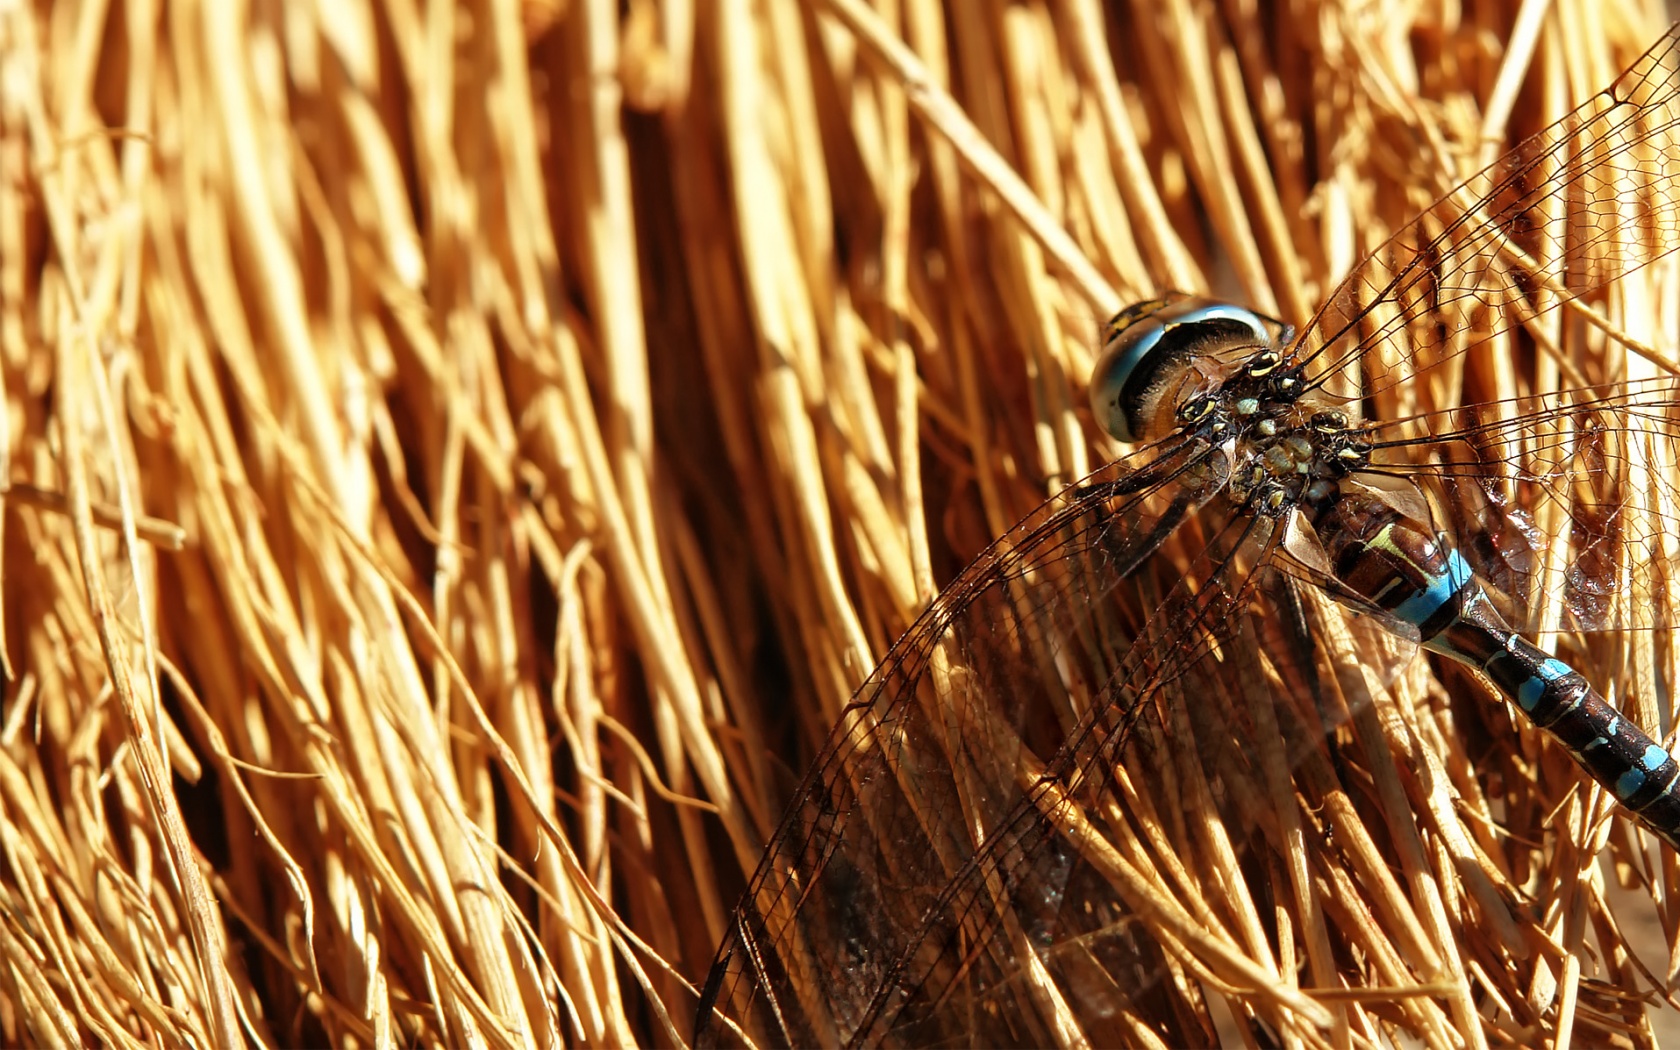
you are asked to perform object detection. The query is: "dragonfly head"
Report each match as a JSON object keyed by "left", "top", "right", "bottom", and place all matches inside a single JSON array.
[{"left": 1090, "top": 294, "right": 1285, "bottom": 443}]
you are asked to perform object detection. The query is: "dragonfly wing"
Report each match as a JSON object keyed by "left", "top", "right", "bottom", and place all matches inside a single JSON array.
[
  {"left": 1294, "top": 26, "right": 1680, "bottom": 402},
  {"left": 1358, "top": 376, "right": 1680, "bottom": 634},
  {"left": 695, "top": 440, "right": 1310, "bottom": 1047}
]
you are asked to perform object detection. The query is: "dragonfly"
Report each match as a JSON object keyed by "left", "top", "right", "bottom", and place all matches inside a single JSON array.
[{"left": 697, "top": 24, "right": 1680, "bottom": 1049}]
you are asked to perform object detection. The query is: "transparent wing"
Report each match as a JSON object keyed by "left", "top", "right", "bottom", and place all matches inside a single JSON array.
[
  {"left": 1355, "top": 376, "right": 1680, "bottom": 635},
  {"left": 695, "top": 440, "right": 1310, "bottom": 1047},
  {"left": 694, "top": 466, "right": 1472, "bottom": 1046},
  {"left": 1296, "top": 26, "right": 1680, "bottom": 402}
]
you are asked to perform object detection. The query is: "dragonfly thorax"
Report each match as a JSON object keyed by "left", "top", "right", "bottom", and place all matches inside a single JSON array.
[
  {"left": 1223, "top": 403, "right": 1374, "bottom": 518},
  {"left": 1093, "top": 294, "right": 1373, "bottom": 516}
]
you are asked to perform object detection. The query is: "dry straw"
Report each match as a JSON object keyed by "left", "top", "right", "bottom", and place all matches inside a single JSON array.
[{"left": 2, "top": 0, "right": 1678, "bottom": 1047}]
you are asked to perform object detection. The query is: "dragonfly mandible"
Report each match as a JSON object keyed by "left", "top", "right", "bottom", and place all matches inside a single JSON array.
[{"left": 697, "top": 22, "right": 1680, "bottom": 1050}]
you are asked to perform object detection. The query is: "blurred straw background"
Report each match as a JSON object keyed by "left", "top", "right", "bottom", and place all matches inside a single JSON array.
[{"left": 2, "top": 0, "right": 1679, "bottom": 1046}]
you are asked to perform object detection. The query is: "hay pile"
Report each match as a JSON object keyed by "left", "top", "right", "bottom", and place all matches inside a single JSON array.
[{"left": 2, "top": 1, "right": 1676, "bottom": 1046}]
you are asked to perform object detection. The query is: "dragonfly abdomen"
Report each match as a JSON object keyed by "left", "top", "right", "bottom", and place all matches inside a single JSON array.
[
  {"left": 1471, "top": 631, "right": 1680, "bottom": 844},
  {"left": 1315, "top": 491, "right": 1680, "bottom": 850}
]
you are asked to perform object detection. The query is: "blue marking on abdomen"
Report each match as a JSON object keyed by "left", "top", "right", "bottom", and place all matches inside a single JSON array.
[
  {"left": 1393, "top": 548, "right": 1473, "bottom": 626},
  {"left": 1615, "top": 745, "right": 1674, "bottom": 803},
  {"left": 1515, "top": 658, "right": 1573, "bottom": 713},
  {"left": 1626, "top": 743, "right": 1676, "bottom": 798}
]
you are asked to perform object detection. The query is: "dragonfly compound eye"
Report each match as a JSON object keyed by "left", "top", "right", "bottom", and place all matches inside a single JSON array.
[
  {"left": 1088, "top": 296, "right": 1278, "bottom": 442},
  {"left": 1103, "top": 294, "right": 1186, "bottom": 336}
]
